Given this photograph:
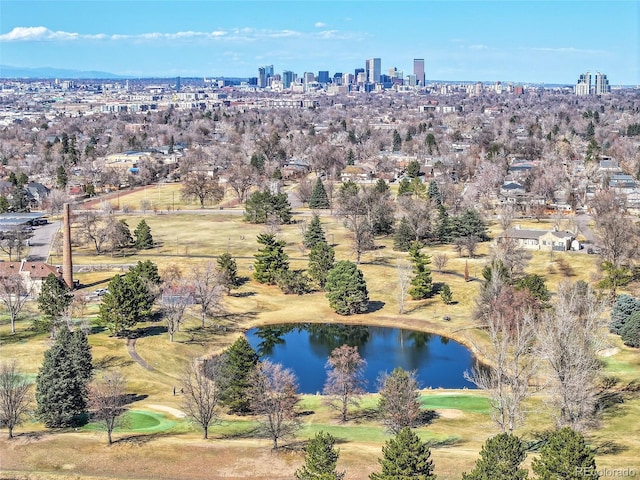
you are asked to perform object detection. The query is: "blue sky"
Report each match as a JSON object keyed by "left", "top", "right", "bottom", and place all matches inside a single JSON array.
[{"left": 1, "top": 0, "right": 638, "bottom": 84}]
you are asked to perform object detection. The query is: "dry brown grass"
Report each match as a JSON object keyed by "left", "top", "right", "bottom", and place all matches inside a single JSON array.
[{"left": 1, "top": 205, "right": 639, "bottom": 480}]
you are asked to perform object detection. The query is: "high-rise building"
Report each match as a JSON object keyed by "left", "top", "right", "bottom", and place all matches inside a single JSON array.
[
  {"left": 575, "top": 71, "right": 591, "bottom": 95},
  {"left": 318, "top": 71, "right": 330, "bottom": 84},
  {"left": 413, "top": 59, "right": 425, "bottom": 86},
  {"left": 282, "top": 70, "right": 295, "bottom": 89},
  {"left": 366, "top": 58, "right": 381, "bottom": 83},
  {"left": 594, "top": 71, "right": 611, "bottom": 95},
  {"left": 258, "top": 67, "right": 267, "bottom": 88}
]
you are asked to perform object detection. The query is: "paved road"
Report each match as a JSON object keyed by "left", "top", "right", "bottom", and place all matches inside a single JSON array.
[{"left": 26, "top": 220, "right": 61, "bottom": 262}]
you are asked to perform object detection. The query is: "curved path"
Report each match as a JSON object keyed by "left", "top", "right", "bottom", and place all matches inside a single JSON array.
[{"left": 126, "top": 338, "right": 154, "bottom": 371}]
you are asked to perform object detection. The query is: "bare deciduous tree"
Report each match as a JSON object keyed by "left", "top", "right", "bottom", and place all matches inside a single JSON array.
[
  {"left": 0, "top": 273, "right": 33, "bottom": 334},
  {"left": 181, "top": 172, "right": 224, "bottom": 209},
  {"left": 189, "top": 261, "right": 224, "bottom": 328},
  {"left": 336, "top": 185, "right": 374, "bottom": 264},
  {"left": 227, "top": 163, "right": 255, "bottom": 204},
  {"left": 88, "top": 369, "right": 128, "bottom": 445},
  {"left": 537, "top": 281, "right": 607, "bottom": 430},
  {"left": 465, "top": 309, "right": 539, "bottom": 433},
  {"left": 397, "top": 196, "right": 433, "bottom": 241},
  {"left": 0, "top": 360, "right": 32, "bottom": 438},
  {"left": 323, "top": 345, "right": 367, "bottom": 421},
  {"left": 0, "top": 227, "right": 30, "bottom": 262},
  {"left": 181, "top": 357, "right": 221, "bottom": 439},
  {"left": 295, "top": 177, "right": 314, "bottom": 205},
  {"left": 249, "top": 360, "right": 300, "bottom": 449},
  {"left": 377, "top": 367, "right": 421, "bottom": 434},
  {"left": 432, "top": 253, "right": 449, "bottom": 273},
  {"left": 396, "top": 260, "right": 412, "bottom": 314},
  {"left": 78, "top": 211, "right": 110, "bottom": 254},
  {"left": 161, "top": 282, "right": 193, "bottom": 342},
  {"left": 491, "top": 237, "right": 531, "bottom": 277}
]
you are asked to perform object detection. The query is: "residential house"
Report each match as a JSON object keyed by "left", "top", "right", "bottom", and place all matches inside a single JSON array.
[
  {"left": 499, "top": 227, "right": 576, "bottom": 252},
  {"left": 0, "top": 260, "right": 64, "bottom": 296}
]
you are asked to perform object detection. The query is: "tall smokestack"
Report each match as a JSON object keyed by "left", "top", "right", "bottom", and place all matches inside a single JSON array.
[{"left": 62, "top": 203, "right": 74, "bottom": 289}]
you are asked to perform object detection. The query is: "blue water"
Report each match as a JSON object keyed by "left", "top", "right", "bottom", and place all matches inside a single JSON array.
[{"left": 245, "top": 324, "right": 477, "bottom": 393}]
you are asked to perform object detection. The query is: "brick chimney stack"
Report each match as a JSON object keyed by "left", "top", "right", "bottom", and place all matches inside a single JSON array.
[{"left": 62, "top": 203, "right": 74, "bottom": 289}]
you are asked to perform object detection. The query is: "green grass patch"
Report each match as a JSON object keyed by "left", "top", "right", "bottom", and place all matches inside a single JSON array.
[
  {"left": 81, "top": 410, "right": 177, "bottom": 433},
  {"left": 420, "top": 394, "right": 491, "bottom": 413}
]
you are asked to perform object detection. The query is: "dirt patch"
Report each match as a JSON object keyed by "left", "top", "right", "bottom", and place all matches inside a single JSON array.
[
  {"left": 598, "top": 347, "right": 620, "bottom": 357},
  {"left": 436, "top": 409, "right": 464, "bottom": 419},
  {"left": 146, "top": 404, "right": 187, "bottom": 418}
]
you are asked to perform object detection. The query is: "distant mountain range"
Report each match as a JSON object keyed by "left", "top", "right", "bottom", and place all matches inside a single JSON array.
[{"left": 0, "top": 65, "right": 127, "bottom": 79}]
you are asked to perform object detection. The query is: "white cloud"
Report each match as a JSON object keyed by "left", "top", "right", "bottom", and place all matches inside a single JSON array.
[
  {"left": 0, "top": 25, "right": 365, "bottom": 44},
  {"left": 469, "top": 44, "right": 489, "bottom": 51},
  {"left": 315, "top": 22, "right": 326, "bottom": 28}
]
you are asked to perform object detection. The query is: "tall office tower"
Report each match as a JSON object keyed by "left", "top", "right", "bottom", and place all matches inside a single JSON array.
[
  {"left": 575, "top": 71, "right": 591, "bottom": 95},
  {"left": 594, "top": 71, "right": 611, "bottom": 95},
  {"left": 282, "top": 70, "right": 295, "bottom": 89},
  {"left": 366, "top": 58, "right": 381, "bottom": 83},
  {"left": 413, "top": 59, "right": 425, "bottom": 86},
  {"left": 406, "top": 74, "right": 417, "bottom": 87},
  {"left": 303, "top": 72, "right": 315, "bottom": 83},
  {"left": 333, "top": 72, "right": 343, "bottom": 85},
  {"left": 175, "top": 76, "right": 181, "bottom": 92},
  {"left": 318, "top": 71, "right": 330, "bottom": 84},
  {"left": 258, "top": 67, "right": 267, "bottom": 88},
  {"left": 265, "top": 65, "right": 274, "bottom": 78},
  {"left": 354, "top": 68, "right": 364, "bottom": 80}
]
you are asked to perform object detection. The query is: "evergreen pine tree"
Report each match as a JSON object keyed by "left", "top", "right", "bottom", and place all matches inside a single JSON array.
[
  {"left": 397, "top": 178, "right": 412, "bottom": 196},
  {"left": 369, "top": 427, "right": 436, "bottom": 480},
  {"left": 129, "top": 260, "right": 162, "bottom": 285},
  {"left": 0, "top": 195, "right": 10, "bottom": 213},
  {"left": 325, "top": 261, "right": 369, "bottom": 315},
  {"left": 532, "top": 427, "right": 598, "bottom": 480},
  {"left": 462, "top": 433, "right": 528, "bottom": 480},
  {"left": 408, "top": 242, "right": 433, "bottom": 300},
  {"left": 374, "top": 179, "right": 389, "bottom": 194},
  {"left": 427, "top": 181, "right": 441, "bottom": 205},
  {"left": 133, "top": 220, "right": 154, "bottom": 249},
  {"left": 440, "top": 284, "right": 453, "bottom": 305},
  {"left": 308, "top": 240, "right": 335, "bottom": 289},
  {"left": 393, "top": 217, "right": 414, "bottom": 252},
  {"left": 218, "top": 336, "right": 259, "bottom": 414},
  {"left": 621, "top": 311, "right": 640, "bottom": 348},
  {"left": 217, "top": 252, "right": 239, "bottom": 292},
  {"left": 69, "top": 329, "right": 94, "bottom": 385},
  {"left": 309, "top": 178, "right": 330, "bottom": 209},
  {"left": 610, "top": 294, "right": 640, "bottom": 335},
  {"left": 254, "top": 233, "right": 289, "bottom": 284},
  {"left": 36, "top": 273, "right": 73, "bottom": 334},
  {"left": 99, "top": 271, "right": 153, "bottom": 336},
  {"left": 435, "top": 204, "right": 453, "bottom": 243},
  {"left": 36, "top": 326, "right": 92, "bottom": 427},
  {"left": 304, "top": 214, "right": 327, "bottom": 249},
  {"left": 295, "top": 430, "right": 345, "bottom": 480}
]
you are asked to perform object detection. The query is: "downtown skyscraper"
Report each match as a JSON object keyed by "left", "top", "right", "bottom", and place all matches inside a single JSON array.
[{"left": 413, "top": 59, "right": 425, "bottom": 86}]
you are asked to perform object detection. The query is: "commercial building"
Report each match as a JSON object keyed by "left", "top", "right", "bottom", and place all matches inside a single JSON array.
[
  {"left": 366, "top": 58, "right": 381, "bottom": 84},
  {"left": 413, "top": 59, "right": 425, "bottom": 86}
]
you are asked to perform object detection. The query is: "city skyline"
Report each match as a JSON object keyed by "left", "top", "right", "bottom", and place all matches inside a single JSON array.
[{"left": 0, "top": 0, "right": 638, "bottom": 85}]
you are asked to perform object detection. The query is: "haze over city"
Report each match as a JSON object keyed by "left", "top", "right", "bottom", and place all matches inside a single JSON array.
[{"left": 1, "top": 0, "right": 638, "bottom": 84}]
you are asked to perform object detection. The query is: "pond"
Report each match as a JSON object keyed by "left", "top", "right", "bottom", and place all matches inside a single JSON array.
[{"left": 245, "top": 323, "right": 477, "bottom": 393}]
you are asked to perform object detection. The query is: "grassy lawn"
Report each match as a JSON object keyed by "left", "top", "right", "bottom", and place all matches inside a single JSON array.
[{"left": 1, "top": 205, "right": 639, "bottom": 480}]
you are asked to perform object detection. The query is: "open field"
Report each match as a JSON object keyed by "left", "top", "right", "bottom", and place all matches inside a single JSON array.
[{"left": 1, "top": 200, "right": 639, "bottom": 479}]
